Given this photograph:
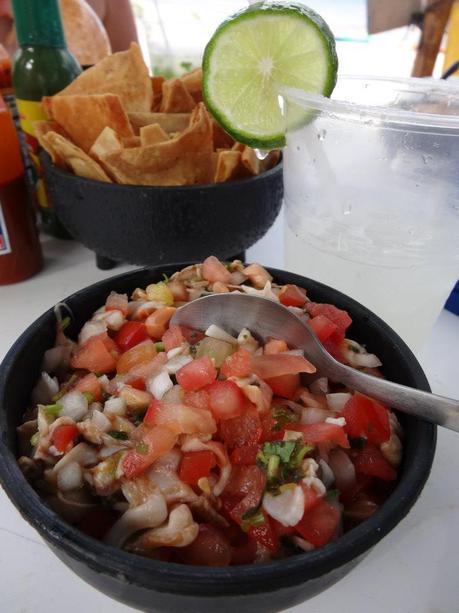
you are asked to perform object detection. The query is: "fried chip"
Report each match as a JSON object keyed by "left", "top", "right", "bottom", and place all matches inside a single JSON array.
[
  {"left": 128, "top": 112, "right": 191, "bottom": 135},
  {"left": 260, "top": 149, "right": 281, "bottom": 172},
  {"left": 139, "top": 123, "right": 169, "bottom": 146},
  {"left": 47, "top": 94, "right": 134, "bottom": 153},
  {"left": 151, "top": 76, "right": 165, "bottom": 111},
  {"left": 214, "top": 150, "right": 242, "bottom": 183},
  {"left": 160, "top": 78, "right": 196, "bottom": 113},
  {"left": 43, "top": 131, "right": 111, "bottom": 182},
  {"left": 34, "top": 120, "right": 72, "bottom": 164},
  {"left": 212, "top": 119, "right": 234, "bottom": 150},
  {"left": 89, "top": 126, "right": 123, "bottom": 162},
  {"left": 241, "top": 146, "right": 261, "bottom": 176},
  {"left": 122, "top": 136, "right": 141, "bottom": 148},
  {"left": 56, "top": 43, "right": 152, "bottom": 112},
  {"left": 180, "top": 68, "right": 203, "bottom": 103},
  {"left": 99, "top": 102, "right": 213, "bottom": 185}
]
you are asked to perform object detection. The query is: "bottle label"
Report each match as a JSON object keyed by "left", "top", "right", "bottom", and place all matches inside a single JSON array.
[
  {"left": 0, "top": 203, "right": 11, "bottom": 256},
  {"left": 16, "top": 98, "right": 50, "bottom": 209}
]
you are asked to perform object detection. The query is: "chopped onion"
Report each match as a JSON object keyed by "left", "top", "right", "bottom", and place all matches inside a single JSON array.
[
  {"left": 325, "top": 416, "right": 346, "bottom": 427},
  {"left": 99, "top": 445, "right": 127, "bottom": 459},
  {"left": 102, "top": 310, "right": 125, "bottom": 331},
  {"left": 166, "top": 347, "right": 184, "bottom": 360},
  {"left": 205, "top": 324, "right": 238, "bottom": 345},
  {"left": 32, "top": 372, "right": 59, "bottom": 405},
  {"left": 318, "top": 459, "right": 335, "bottom": 488},
  {"left": 300, "top": 406, "right": 330, "bottom": 425},
  {"left": 92, "top": 409, "right": 112, "bottom": 432},
  {"left": 162, "top": 385, "right": 184, "bottom": 404},
  {"left": 328, "top": 449, "right": 356, "bottom": 492},
  {"left": 165, "top": 355, "right": 193, "bottom": 374},
  {"left": 59, "top": 391, "right": 88, "bottom": 421},
  {"left": 326, "top": 393, "right": 351, "bottom": 412},
  {"left": 292, "top": 536, "right": 315, "bottom": 552},
  {"left": 342, "top": 340, "right": 382, "bottom": 368},
  {"left": 310, "top": 377, "right": 329, "bottom": 395},
  {"left": 57, "top": 461, "right": 83, "bottom": 492},
  {"left": 229, "top": 271, "right": 247, "bottom": 285},
  {"left": 104, "top": 397, "right": 127, "bottom": 417},
  {"left": 42, "top": 346, "right": 71, "bottom": 374},
  {"left": 240, "top": 281, "right": 278, "bottom": 301},
  {"left": 78, "top": 319, "right": 107, "bottom": 345},
  {"left": 147, "top": 370, "right": 173, "bottom": 400},
  {"left": 262, "top": 486, "right": 305, "bottom": 527}
]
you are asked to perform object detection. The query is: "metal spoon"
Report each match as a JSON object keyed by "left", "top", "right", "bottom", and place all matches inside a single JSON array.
[{"left": 171, "top": 293, "right": 459, "bottom": 432}]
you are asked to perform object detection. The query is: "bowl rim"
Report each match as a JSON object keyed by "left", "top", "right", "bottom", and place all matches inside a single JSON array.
[
  {"left": 0, "top": 263, "right": 436, "bottom": 593},
  {"left": 41, "top": 150, "right": 283, "bottom": 192}
]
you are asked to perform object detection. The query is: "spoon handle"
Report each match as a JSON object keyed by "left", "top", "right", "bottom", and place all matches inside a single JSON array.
[{"left": 336, "top": 364, "right": 459, "bottom": 431}]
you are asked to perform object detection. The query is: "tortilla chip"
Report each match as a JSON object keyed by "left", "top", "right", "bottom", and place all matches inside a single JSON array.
[
  {"left": 140, "top": 123, "right": 169, "bottom": 146},
  {"left": 214, "top": 150, "right": 242, "bottom": 183},
  {"left": 60, "top": 0, "right": 111, "bottom": 67},
  {"left": 41, "top": 96, "right": 53, "bottom": 118},
  {"left": 89, "top": 126, "right": 123, "bottom": 162},
  {"left": 122, "top": 136, "right": 141, "bottom": 148},
  {"left": 151, "top": 76, "right": 165, "bottom": 110},
  {"left": 231, "top": 142, "right": 245, "bottom": 153},
  {"left": 128, "top": 112, "right": 191, "bottom": 135},
  {"left": 47, "top": 94, "right": 134, "bottom": 153},
  {"left": 34, "top": 120, "right": 72, "bottom": 164},
  {"left": 260, "top": 149, "right": 281, "bottom": 172},
  {"left": 212, "top": 120, "right": 234, "bottom": 150},
  {"left": 180, "top": 68, "right": 203, "bottom": 103},
  {"left": 160, "top": 78, "right": 196, "bottom": 113},
  {"left": 43, "top": 131, "right": 111, "bottom": 182},
  {"left": 100, "top": 102, "right": 213, "bottom": 185},
  {"left": 56, "top": 43, "right": 152, "bottom": 112},
  {"left": 241, "top": 146, "right": 261, "bottom": 176}
]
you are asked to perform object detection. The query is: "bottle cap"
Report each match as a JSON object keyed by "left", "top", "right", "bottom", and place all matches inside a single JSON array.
[{"left": 11, "top": 0, "right": 66, "bottom": 48}]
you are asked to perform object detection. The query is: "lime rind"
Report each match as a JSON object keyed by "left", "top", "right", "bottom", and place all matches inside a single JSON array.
[{"left": 202, "top": 1, "right": 338, "bottom": 149}]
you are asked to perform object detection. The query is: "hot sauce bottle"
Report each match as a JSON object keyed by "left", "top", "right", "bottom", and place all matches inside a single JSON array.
[
  {"left": 11, "top": 0, "right": 81, "bottom": 238},
  {"left": 0, "top": 95, "right": 42, "bottom": 284}
]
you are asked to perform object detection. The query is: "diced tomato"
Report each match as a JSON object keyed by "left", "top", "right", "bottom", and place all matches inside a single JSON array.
[
  {"left": 220, "top": 348, "right": 252, "bottom": 378},
  {"left": 339, "top": 474, "right": 372, "bottom": 505},
  {"left": 288, "top": 422, "right": 350, "bottom": 448},
  {"left": 207, "top": 380, "right": 246, "bottom": 420},
  {"left": 265, "top": 373, "right": 300, "bottom": 399},
  {"left": 122, "top": 425, "right": 177, "bottom": 478},
  {"left": 70, "top": 333, "right": 118, "bottom": 374},
  {"left": 230, "top": 444, "right": 259, "bottom": 465},
  {"left": 105, "top": 291, "right": 128, "bottom": 316},
  {"left": 145, "top": 307, "right": 176, "bottom": 339},
  {"left": 352, "top": 444, "right": 397, "bottom": 481},
  {"left": 307, "top": 303, "right": 352, "bottom": 336},
  {"left": 143, "top": 398, "right": 161, "bottom": 425},
  {"left": 129, "top": 377, "right": 146, "bottom": 390},
  {"left": 259, "top": 410, "right": 282, "bottom": 443},
  {"left": 74, "top": 373, "right": 103, "bottom": 401},
  {"left": 271, "top": 518, "right": 295, "bottom": 539},
  {"left": 301, "top": 484, "right": 322, "bottom": 514},
  {"left": 231, "top": 536, "right": 257, "bottom": 565},
  {"left": 202, "top": 255, "right": 232, "bottom": 284},
  {"left": 176, "top": 356, "right": 217, "bottom": 391},
  {"left": 220, "top": 405, "right": 262, "bottom": 449},
  {"left": 178, "top": 524, "right": 232, "bottom": 567},
  {"left": 294, "top": 499, "right": 341, "bottom": 547},
  {"left": 279, "top": 284, "right": 307, "bottom": 307},
  {"left": 248, "top": 513, "right": 279, "bottom": 552},
  {"left": 308, "top": 315, "right": 339, "bottom": 343},
  {"left": 162, "top": 325, "right": 184, "bottom": 352},
  {"left": 183, "top": 389, "right": 209, "bottom": 410},
  {"left": 179, "top": 450, "right": 217, "bottom": 485},
  {"left": 250, "top": 353, "right": 316, "bottom": 379},
  {"left": 322, "top": 337, "right": 346, "bottom": 362},
  {"left": 226, "top": 466, "right": 266, "bottom": 524},
  {"left": 179, "top": 326, "right": 205, "bottom": 345},
  {"left": 342, "top": 393, "right": 391, "bottom": 444},
  {"left": 114, "top": 321, "right": 148, "bottom": 352},
  {"left": 116, "top": 339, "right": 157, "bottom": 375},
  {"left": 52, "top": 424, "right": 79, "bottom": 453},
  {"left": 264, "top": 338, "right": 288, "bottom": 354}
]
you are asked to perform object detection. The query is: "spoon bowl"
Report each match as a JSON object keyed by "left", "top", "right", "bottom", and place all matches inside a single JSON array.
[{"left": 172, "top": 293, "right": 459, "bottom": 431}]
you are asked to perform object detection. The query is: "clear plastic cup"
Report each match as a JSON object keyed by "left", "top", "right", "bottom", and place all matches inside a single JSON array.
[{"left": 283, "top": 76, "right": 459, "bottom": 352}]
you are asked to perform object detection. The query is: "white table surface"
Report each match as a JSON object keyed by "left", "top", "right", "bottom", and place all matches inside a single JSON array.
[{"left": 1, "top": 213, "right": 458, "bottom": 613}]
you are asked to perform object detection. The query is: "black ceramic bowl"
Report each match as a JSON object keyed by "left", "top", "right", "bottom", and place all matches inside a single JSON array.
[
  {"left": 0, "top": 264, "right": 436, "bottom": 613},
  {"left": 41, "top": 153, "right": 283, "bottom": 269}
]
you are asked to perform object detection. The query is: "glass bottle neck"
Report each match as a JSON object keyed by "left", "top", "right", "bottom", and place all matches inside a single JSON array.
[{"left": 12, "top": 0, "right": 66, "bottom": 48}]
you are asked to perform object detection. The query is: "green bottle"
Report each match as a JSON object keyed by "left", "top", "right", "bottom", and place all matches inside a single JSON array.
[{"left": 11, "top": 0, "right": 82, "bottom": 238}]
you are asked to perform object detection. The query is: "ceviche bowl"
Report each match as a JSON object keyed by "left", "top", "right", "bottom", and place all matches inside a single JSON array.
[
  {"left": 0, "top": 262, "right": 436, "bottom": 613},
  {"left": 41, "top": 153, "right": 283, "bottom": 270}
]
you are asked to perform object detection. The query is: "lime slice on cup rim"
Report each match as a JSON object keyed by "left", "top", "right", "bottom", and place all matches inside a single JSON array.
[{"left": 202, "top": 1, "right": 338, "bottom": 149}]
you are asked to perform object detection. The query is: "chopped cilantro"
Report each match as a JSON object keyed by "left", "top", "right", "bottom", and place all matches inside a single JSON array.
[
  {"left": 241, "top": 508, "right": 265, "bottom": 532},
  {"left": 132, "top": 413, "right": 144, "bottom": 427},
  {"left": 82, "top": 392, "right": 94, "bottom": 404},
  {"left": 257, "top": 441, "right": 296, "bottom": 465},
  {"left": 154, "top": 341, "right": 165, "bottom": 352},
  {"left": 272, "top": 407, "right": 299, "bottom": 431},
  {"left": 257, "top": 440, "right": 313, "bottom": 493},
  {"left": 326, "top": 489, "right": 340, "bottom": 500},
  {"left": 43, "top": 403, "right": 62, "bottom": 417},
  {"left": 108, "top": 431, "right": 129, "bottom": 441}
]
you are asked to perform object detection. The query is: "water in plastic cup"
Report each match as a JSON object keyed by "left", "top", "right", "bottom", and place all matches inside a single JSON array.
[{"left": 283, "top": 77, "right": 459, "bottom": 352}]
